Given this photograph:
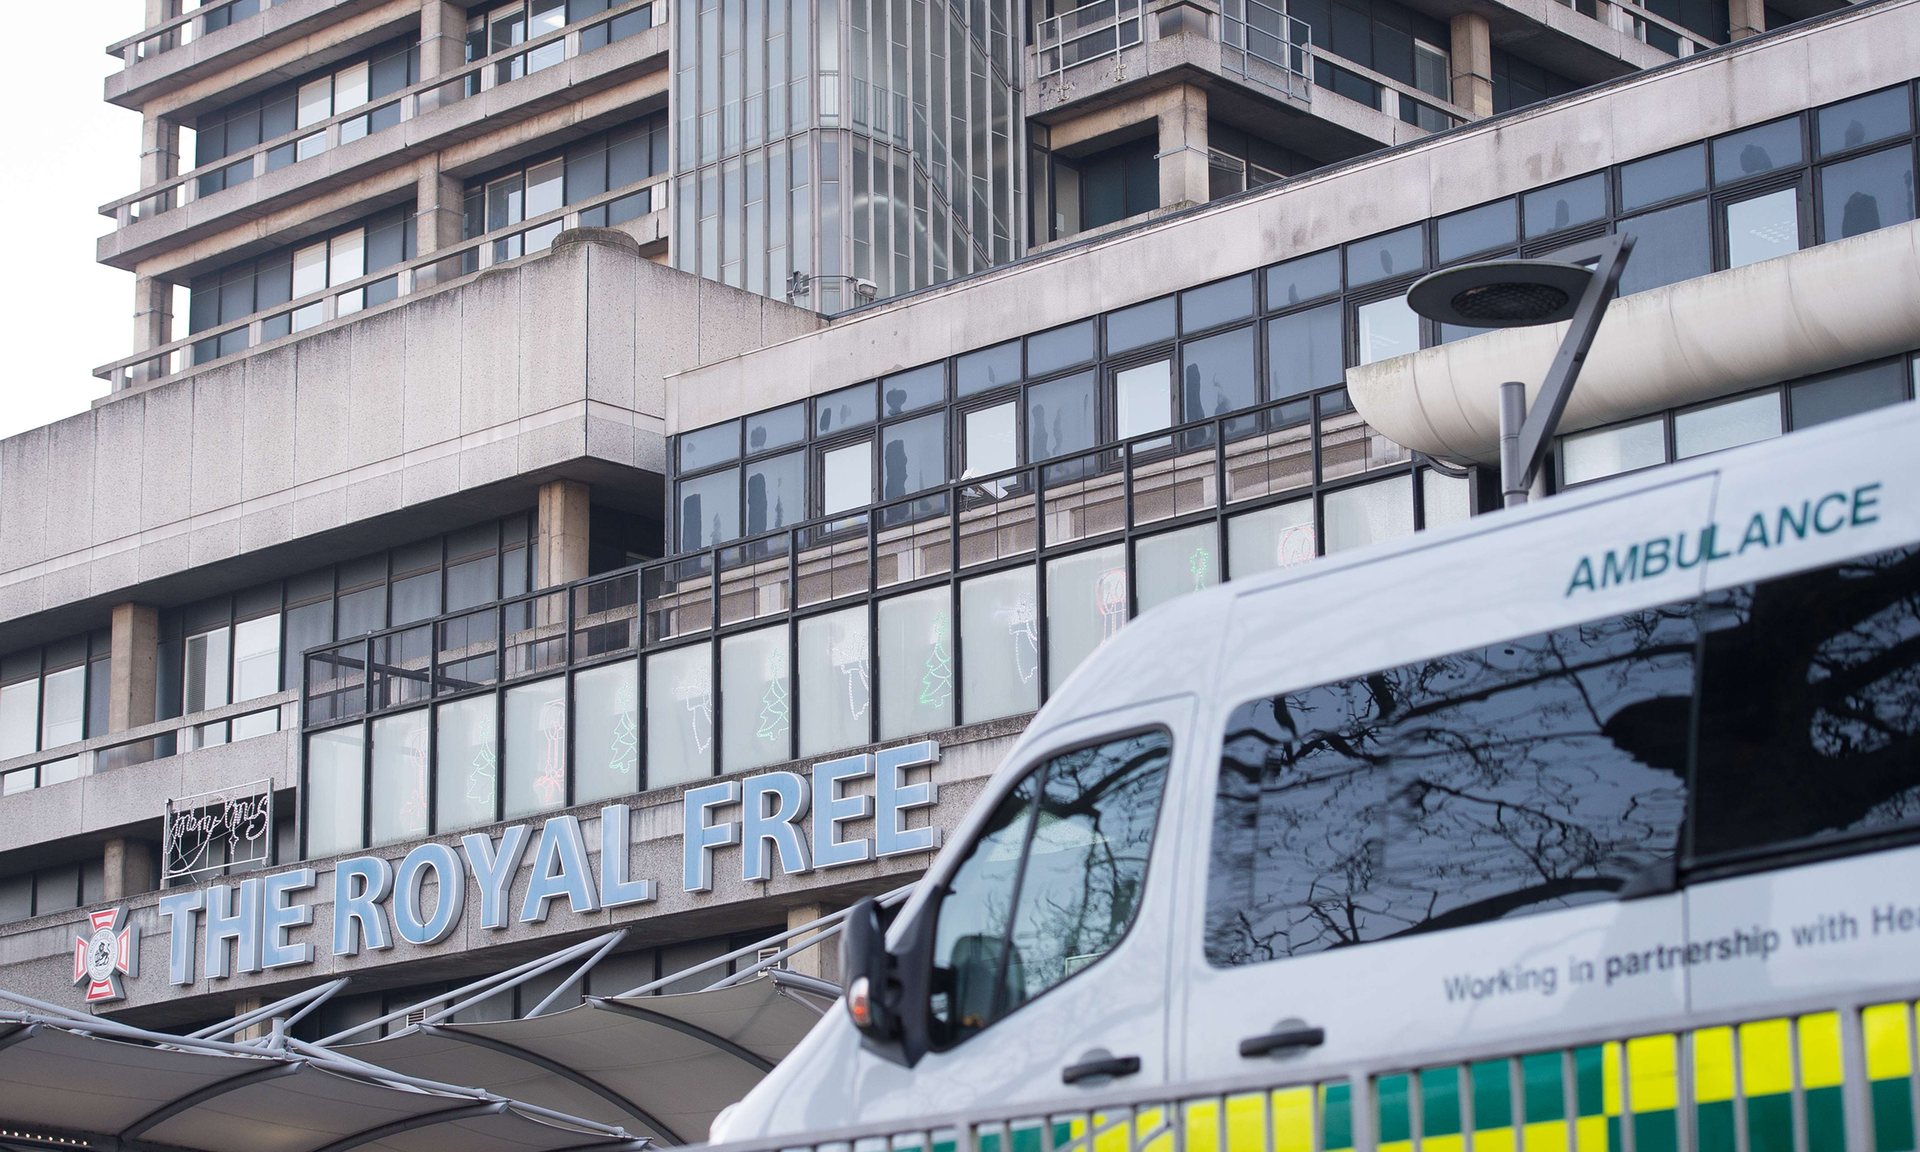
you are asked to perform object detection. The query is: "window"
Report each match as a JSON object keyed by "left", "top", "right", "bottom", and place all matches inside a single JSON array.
[
  {"left": 798, "top": 607, "right": 869, "bottom": 755},
  {"left": 1789, "top": 359, "right": 1913, "bottom": 428},
  {"left": 929, "top": 729, "right": 1170, "bottom": 1047},
  {"left": 1819, "top": 146, "right": 1915, "bottom": 243},
  {"left": 1674, "top": 391, "right": 1781, "bottom": 458},
  {"left": 1725, "top": 187, "right": 1800, "bottom": 268},
  {"left": 678, "top": 469, "right": 741, "bottom": 550},
  {"left": 1206, "top": 602, "right": 1694, "bottom": 965},
  {"left": 1027, "top": 371, "right": 1097, "bottom": 461},
  {"left": 1323, "top": 473, "right": 1414, "bottom": 553},
  {"left": 1815, "top": 88, "right": 1912, "bottom": 159},
  {"left": 963, "top": 402, "right": 1019, "bottom": 478},
  {"left": 1345, "top": 226, "right": 1425, "bottom": 289},
  {"left": 820, "top": 441, "right": 874, "bottom": 515},
  {"left": 573, "top": 660, "right": 639, "bottom": 804},
  {"left": 745, "top": 451, "right": 806, "bottom": 535},
  {"left": 1523, "top": 173, "right": 1607, "bottom": 238},
  {"left": 881, "top": 413, "right": 947, "bottom": 501},
  {"left": 1266, "top": 303, "right": 1344, "bottom": 398},
  {"left": 1712, "top": 118, "right": 1802, "bottom": 184},
  {"left": 1355, "top": 295, "right": 1418, "bottom": 365},
  {"left": 720, "top": 627, "right": 790, "bottom": 772},
  {"left": 1560, "top": 416, "right": 1666, "bottom": 485},
  {"left": 1181, "top": 328, "right": 1258, "bottom": 421},
  {"left": 960, "top": 568, "right": 1040, "bottom": 723},
  {"left": 1619, "top": 200, "right": 1711, "bottom": 294},
  {"left": 1620, "top": 145, "right": 1707, "bottom": 212},
  {"left": 1046, "top": 544, "right": 1129, "bottom": 693},
  {"left": 1114, "top": 360, "right": 1174, "bottom": 440},
  {"left": 1436, "top": 200, "right": 1517, "bottom": 263}
]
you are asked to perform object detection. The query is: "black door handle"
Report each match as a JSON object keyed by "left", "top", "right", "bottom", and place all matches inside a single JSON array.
[
  {"left": 1061, "top": 1053, "right": 1143, "bottom": 1084},
  {"left": 1240, "top": 1025, "right": 1326, "bottom": 1058}
]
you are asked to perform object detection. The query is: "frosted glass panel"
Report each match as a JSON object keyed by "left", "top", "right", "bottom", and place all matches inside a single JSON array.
[
  {"left": 878, "top": 588, "right": 953, "bottom": 740},
  {"left": 370, "top": 709, "right": 430, "bottom": 845},
  {"left": 647, "top": 643, "right": 714, "bottom": 787},
  {"left": 503, "top": 677, "right": 567, "bottom": 819},
  {"left": 960, "top": 567, "right": 1039, "bottom": 723},
  {"left": 799, "top": 607, "right": 869, "bottom": 755},
  {"left": 721, "top": 627, "right": 790, "bottom": 772},
  {"left": 1323, "top": 474, "right": 1415, "bottom": 554},
  {"left": 1046, "top": 543, "right": 1127, "bottom": 694},
  {"left": 1135, "top": 523, "right": 1218, "bottom": 615},
  {"left": 1227, "top": 499, "right": 1316, "bottom": 578},
  {"left": 436, "top": 695, "right": 497, "bottom": 832},
  {"left": 306, "top": 726, "right": 365, "bottom": 857},
  {"left": 573, "top": 660, "right": 639, "bottom": 804}
]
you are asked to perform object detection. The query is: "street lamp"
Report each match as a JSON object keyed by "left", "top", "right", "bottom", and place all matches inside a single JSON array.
[{"left": 1406, "top": 233, "right": 1634, "bottom": 507}]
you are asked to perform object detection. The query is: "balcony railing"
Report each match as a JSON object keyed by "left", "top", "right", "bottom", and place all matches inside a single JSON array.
[
  {"left": 99, "top": 0, "right": 665, "bottom": 230},
  {"left": 93, "top": 174, "right": 668, "bottom": 390},
  {"left": 1220, "top": 0, "right": 1313, "bottom": 100},
  {"left": 0, "top": 693, "right": 295, "bottom": 800},
  {"left": 1036, "top": 0, "right": 1146, "bottom": 80},
  {"left": 106, "top": 0, "right": 285, "bottom": 68}
]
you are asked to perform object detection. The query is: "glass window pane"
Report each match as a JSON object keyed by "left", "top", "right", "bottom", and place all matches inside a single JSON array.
[
  {"left": 1323, "top": 473, "right": 1414, "bottom": 554},
  {"left": 1816, "top": 88, "right": 1911, "bottom": 158},
  {"left": 929, "top": 775, "right": 1037, "bottom": 1047},
  {"left": 745, "top": 450, "right": 806, "bottom": 535},
  {"left": 503, "top": 677, "right": 567, "bottom": 820},
  {"left": 822, "top": 441, "right": 873, "bottom": 514},
  {"left": 306, "top": 726, "right": 366, "bottom": 857},
  {"left": 961, "top": 567, "right": 1040, "bottom": 723},
  {"left": 1346, "top": 225, "right": 1425, "bottom": 287},
  {"left": 1820, "top": 146, "right": 1916, "bottom": 243},
  {"left": 1045, "top": 543, "right": 1128, "bottom": 694},
  {"left": 1181, "top": 274, "right": 1255, "bottom": 332},
  {"left": 1560, "top": 417, "right": 1666, "bottom": 485},
  {"left": 798, "top": 606, "right": 869, "bottom": 755},
  {"left": 1435, "top": 199, "right": 1516, "bottom": 263},
  {"left": 1136, "top": 523, "right": 1218, "bottom": 616},
  {"left": 881, "top": 412, "right": 947, "bottom": 500},
  {"left": 435, "top": 695, "right": 497, "bottom": 832},
  {"left": 677, "top": 469, "right": 740, "bottom": 550},
  {"left": 1789, "top": 359, "right": 1911, "bottom": 428},
  {"left": 1422, "top": 469, "right": 1473, "bottom": 528},
  {"left": 816, "top": 381, "right": 879, "bottom": 433},
  {"left": 1266, "top": 303, "right": 1343, "bottom": 399},
  {"left": 964, "top": 402, "right": 1018, "bottom": 477},
  {"left": 647, "top": 643, "right": 714, "bottom": 786},
  {"left": 1265, "top": 249, "right": 1341, "bottom": 308},
  {"left": 746, "top": 403, "right": 806, "bottom": 453},
  {"left": 1618, "top": 200, "right": 1711, "bottom": 295},
  {"left": 329, "top": 229, "right": 365, "bottom": 286},
  {"left": 1180, "top": 328, "right": 1257, "bottom": 422},
  {"left": 370, "top": 709, "right": 430, "bottom": 846},
  {"left": 680, "top": 421, "right": 741, "bottom": 471},
  {"left": 1356, "top": 295, "right": 1419, "bottom": 365},
  {"left": 1027, "top": 321, "right": 1095, "bottom": 377},
  {"left": 1713, "top": 117, "right": 1803, "bottom": 183},
  {"left": 1116, "top": 360, "right": 1172, "bottom": 439},
  {"left": 1619, "top": 145, "right": 1707, "bottom": 212},
  {"left": 1106, "top": 296, "right": 1176, "bottom": 355},
  {"left": 1675, "top": 391, "right": 1782, "bottom": 459},
  {"left": 292, "top": 242, "right": 328, "bottom": 297},
  {"left": 233, "top": 615, "right": 281, "bottom": 700},
  {"left": 881, "top": 364, "right": 946, "bottom": 417},
  {"left": 878, "top": 588, "right": 954, "bottom": 740},
  {"left": 956, "top": 340, "right": 1022, "bottom": 397},
  {"left": 1228, "top": 498, "right": 1315, "bottom": 578},
  {"left": 40, "top": 667, "right": 85, "bottom": 750},
  {"left": 1523, "top": 173, "right": 1606, "bottom": 238},
  {"left": 297, "top": 77, "right": 332, "bottom": 128},
  {"left": 573, "top": 659, "right": 639, "bottom": 804},
  {"left": 1026, "top": 370, "right": 1096, "bottom": 461},
  {"left": 721, "top": 627, "right": 790, "bottom": 772},
  {"left": 185, "top": 628, "right": 232, "bottom": 714},
  {"left": 1726, "top": 188, "right": 1800, "bottom": 269},
  {"left": 333, "top": 61, "right": 370, "bottom": 112}
]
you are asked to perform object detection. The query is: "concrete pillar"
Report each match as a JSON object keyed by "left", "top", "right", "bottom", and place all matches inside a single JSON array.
[
  {"left": 1449, "top": 13, "right": 1495, "bottom": 119},
  {"left": 415, "top": 164, "right": 468, "bottom": 286},
  {"left": 419, "top": 1, "right": 468, "bottom": 79},
  {"left": 1155, "top": 85, "right": 1211, "bottom": 209},
  {"left": 232, "top": 995, "right": 269, "bottom": 1042},
  {"left": 102, "top": 838, "right": 156, "bottom": 902},
  {"left": 536, "top": 480, "right": 593, "bottom": 590},
  {"left": 784, "top": 902, "right": 839, "bottom": 983},
  {"left": 141, "top": 114, "right": 179, "bottom": 188},
  {"left": 131, "top": 277, "right": 174, "bottom": 386},
  {"left": 1729, "top": 0, "right": 1764, "bottom": 39},
  {"left": 109, "top": 603, "right": 159, "bottom": 732}
]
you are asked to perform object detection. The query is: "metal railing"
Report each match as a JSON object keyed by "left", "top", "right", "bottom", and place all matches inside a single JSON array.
[
  {"left": 0, "top": 692, "right": 294, "bottom": 800},
  {"left": 99, "top": 0, "right": 664, "bottom": 230},
  {"left": 1219, "top": 0, "right": 1313, "bottom": 100},
  {"left": 1036, "top": 0, "right": 1146, "bottom": 80},
  {"left": 94, "top": 175, "right": 667, "bottom": 390},
  {"left": 106, "top": 0, "right": 285, "bottom": 67}
]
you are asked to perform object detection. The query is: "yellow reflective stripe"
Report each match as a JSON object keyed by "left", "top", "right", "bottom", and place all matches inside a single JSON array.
[
  {"left": 1628, "top": 1034, "right": 1680, "bottom": 1113},
  {"left": 1136, "top": 1107, "right": 1175, "bottom": 1152},
  {"left": 1522, "top": 1120, "right": 1569, "bottom": 1152},
  {"left": 1424, "top": 1135, "right": 1466, "bottom": 1152},
  {"left": 1270, "top": 1088, "right": 1312, "bottom": 1152},
  {"left": 1225, "top": 1092, "right": 1266, "bottom": 1152},
  {"left": 1741, "top": 1018, "right": 1795, "bottom": 1098},
  {"left": 1471, "top": 1127, "right": 1517, "bottom": 1152},
  {"left": 1574, "top": 1115, "right": 1609, "bottom": 1152},
  {"left": 1864, "top": 1002, "right": 1913, "bottom": 1081},
  {"left": 1696, "top": 1026, "right": 1738, "bottom": 1103},
  {"left": 1185, "top": 1098, "right": 1222, "bottom": 1152},
  {"left": 1603, "top": 1042, "right": 1625, "bottom": 1117},
  {"left": 1799, "top": 1013, "right": 1845, "bottom": 1091}
]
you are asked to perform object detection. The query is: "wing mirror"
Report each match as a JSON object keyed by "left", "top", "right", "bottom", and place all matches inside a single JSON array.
[{"left": 841, "top": 897, "right": 899, "bottom": 1042}]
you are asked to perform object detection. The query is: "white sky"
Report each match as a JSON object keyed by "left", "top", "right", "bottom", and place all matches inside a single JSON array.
[{"left": 0, "top": 4, "right": 143, "bottom": 440}]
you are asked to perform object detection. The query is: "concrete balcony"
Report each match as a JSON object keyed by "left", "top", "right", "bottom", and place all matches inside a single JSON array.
[{"left": 104, "top": 0, "right": 403, "bottom": 112}]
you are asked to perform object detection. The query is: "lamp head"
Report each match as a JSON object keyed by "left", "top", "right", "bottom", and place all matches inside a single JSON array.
[{"left": 1407, "top": 259, "right": 1595, "bottom": 328}]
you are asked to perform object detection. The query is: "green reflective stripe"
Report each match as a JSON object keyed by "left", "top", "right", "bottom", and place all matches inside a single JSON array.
[
  {"left": 1323, "top": 1081, "right": 1355, "bottom": 1152},
  {"left": 1524, "top": 1052, "right": 1566, "bottom": 1123},
  {"left": 1808, "top": 1085, "right": 1848, "bottom": 1152},
  {"left": 1633, "top": 1109, "right": 1680, "bottom": 1152},
  {"left": 1423, "top": 1068, "right": 1463, "bottom": 1137},
  {"left": 1698, "top": 1100, "right": 1738, "bottom": 1152},
  {"left": 1748, "top": 1093, "right": 1794, "bottom": 1152},
  {"left": 1378, "top": 1074, "right": 1414, "bottom": 1145},
  {"left": 1473, "top": 1061, "right": 1513, "bottom": 1131},
  {"left": 1575, "top": 1047, "right": 1606, "bottom": 1118},
  {"left": 1871, "top": 1078, "right": 1917, "bottom": 1152},
  {"left": 977, "top": 1130, "right": 1003, "bottom": 1152}
]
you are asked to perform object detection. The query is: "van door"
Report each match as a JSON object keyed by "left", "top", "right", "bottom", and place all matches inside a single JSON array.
[{"left": 852, "top": 696, "right": 1193, "bottom": 1122}]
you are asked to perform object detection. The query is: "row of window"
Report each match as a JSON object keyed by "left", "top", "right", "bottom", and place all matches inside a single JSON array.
[
  {"left": 460, "top": 113, "right": 670, "bottom": 266},
  {"left": 0, "top": 633, "right": 111, "bottom": 765},
  {"left": 0, "top": 859, "right": 108, "bottom": 923},
  {"left": 1560, "top": 355, "right": 1920, "bottom": 488}
]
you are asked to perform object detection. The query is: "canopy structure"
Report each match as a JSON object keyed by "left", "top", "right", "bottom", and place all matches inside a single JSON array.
[{"left": 1, "top": 891, "right": 903, "bottom": 1152}]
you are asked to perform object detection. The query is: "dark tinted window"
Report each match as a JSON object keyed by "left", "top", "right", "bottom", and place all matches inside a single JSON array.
[
  {"left": 930, "top": 730, "right": 1171, "bottom": 1047},
  {"left": 1789, "top": 359, "right": 1911, "bottom": 428},
  {"left": 1181, "top": 275, "right": 1255, "bottom": 333},
  {"left": 679, "top": 421, "right": 739, "bottom": 471},
  {"left": 1819, "top": 146, "right": 1915, "bottom": 242},
  {"left": 816, "top": 381, "right": 878, "bottom": 434},
  {"left": 1713, "top": 118, "right": 1803, "bottom": 184},
  {"left": 1107, "top": 296, "right": 1176, "bottom": 355},
  {"left": 1817, "top": 88, "right": 1912, "bottom": 158},
  {"left": 881, "top": 412, "right": 947, "bottom": 499},
  {"left": 1346, "top": 225, "right": 1425, "bottom": 288},
  {"left": 1182, "top": 327, "right": 1258, "bottom": 421},
  {"left": 881, "top": 365, "right": 945, "bottom": 416},
  {"left": 744, "top": 450, "right": 805, "bottom": 534},
  {"left": 1028, "top": 321, "right": 1096, "bottom": 377},
  {"left": 1207, "top": 604, "right": 1695, "bottom": 966},
  {"left": 1619, "top": 145, "right": 1707, "bottom": 212},
  {"left": 1618, "top": 200, "right": 1712, "bottom": 296},
  {"left": 1267, "top": 303, "right": 1345, "bottom": 399},
  {"left": 746, "top": 403, "right": 806, "bottom": 454},
  {"left": 1693, "top": 545, "right": 1920, "bottom": 859},
  {"left": 1026, "top": 371, "right": 1097, "bottom": 461},
  {"left": 956, "top": 340, "right": 1022, "bottom": 397},
  {"left": 1265, "top": 249, "right": 1341, "bottom": 309},
  {"left": 1524, "top": 174, "right": 1607, "bottom": 238},
  {"left": 1436, "top": 200, "right": 1517, "bottom": 263}
]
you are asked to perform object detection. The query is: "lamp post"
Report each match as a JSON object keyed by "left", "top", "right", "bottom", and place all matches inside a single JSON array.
[{"left": 1406, "top": 233, "right": 1634, "bottom": 508}]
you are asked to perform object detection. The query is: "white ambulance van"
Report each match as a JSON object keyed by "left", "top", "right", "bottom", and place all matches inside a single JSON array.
[{"left": 714, "top": 399, "right": 1920, "bottom": 1149}]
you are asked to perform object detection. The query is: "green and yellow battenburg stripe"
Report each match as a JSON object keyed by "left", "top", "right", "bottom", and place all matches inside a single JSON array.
[{"left": 919, "top": 999, "right": 1920, "bottom": 1152}]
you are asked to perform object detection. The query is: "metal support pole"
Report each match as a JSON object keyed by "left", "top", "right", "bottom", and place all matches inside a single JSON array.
[{"left": 1499, "top": 380, "right": 1528, "bottom": 508}]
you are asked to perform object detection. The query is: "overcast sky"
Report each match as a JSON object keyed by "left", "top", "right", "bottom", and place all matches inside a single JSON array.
[{"left": 0, "top": 4, "right": 143, "bottom": 440}]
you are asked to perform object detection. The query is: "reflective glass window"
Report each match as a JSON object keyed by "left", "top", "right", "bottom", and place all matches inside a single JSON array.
[
  {"left": 1115, "top": 359, "right": 1174, "bottom": 441},
  {"left": 1523, "top": 173, "right": 1606, "bottom": 238},
  {"left": 574, "top": 660, "right": 639, "bottom": 804},
  {"left": 1422, "top": 469, "right": 1473, "bottom": 528},
  {"left": 1026, "top": 371, "right": 1097, "bottom": 461},
  {"left": 1266, "top": 249, "right": 1342, "bottom": 309},
  {"left": 744, "top": 450, "right": 805, "bottom": 535},
  {"left": 233, "top": 615, "right": 281, "bottom": 700},
  {"left": 1618, "top": 200, "right": 1712, "bottom": 295},
  {"left": 1816, "top": 88, "right": 1912, "bottom": 158},
  {"left": 964, "top": 402, "right": 1019, "bottom": 478},
  {"left": 1228, "top": 499, "right": 1316, "bottom": 578},
  {"left": 1436, "top": 200, "right": 1516, "bottom": 263},
  {"left": 306, "top": 726, "right": 366, "bottom": 857},
  {"left": 1820, "top": 146, "right": 1916, "bottom": 242},
  {"left": 956, "top": 341, "right": 1022, "bottom": 398},
  {"left": 1713, "top": 117, "right": 1803, "bottom": 184},
  {"left": 1346, "top": 225, "right": 1426, "bottom": 288},
  {"left": 40, "top": 667, "right": 84, "bottom": 750},
  {"left": 1619, "top": 145, "right": 1707, "bottom": 212},
  {"left": 1356, "top": 295, "right": 1419, "bottom": 365},
  {"left": 1675, "top": 391, "right": 1782, "bottom": 459},
  {"left": 1181, "top": 328, "right": 1257, "bottom": 422},
  {"left": 1560, "top": 417, "right": 1666, "bottom": 485},
  {"left": 1046, "top": 543, "right": 1128, "bottom": 694},
  {"left": 1027, "top": 321, "right": 1096, "bottom": 377},
  {"left": 1726, "top": 187, "right": 1800, "bottom": 268},
  {"left": 816, "top": 381, "right": 878, "bottom": 434},
  {"left": 678, "top": 469, "right": 740, "bottom": 551},
  {"left": 881, "top": 364, "right": 946, "bottom": 417},
  {"left": 1181, "top": 274, "right": 1255, "bottom": 333},
  {"left": 680, "top": 421, "right": 741, "bottom": 471},
  {"left": 1323, "top": 473, "right": 1414, "bottom": 554},
  {"left": 878, "top": 588, "right": 954, "bottom": 739},
  {"left": 821, "top": 441, "right": 873, "bottom": 514},
  {"left": 882, "top": 412, "right": 947, "bottom": 500},
  {"left": 436, "top": 695, "right": 497, "bottom": 831},
  {"left": 185, "top": 629, "right": 232, "bottom": 714},
  {"left": 960, "top": 567, "right": 1040, "bottom": 723},
  {"left": 1106, "top": 296, "right": 1176, "bottom": 355},
  {"left": 1266, "top": 303, "right": 1344, "bottom": 399},
  {"left": 798, "top": 606, "right": 870, "bottom": 756},
  {"left": 369, "top": 709, "right": 430, "bottom": 845},
  {"left": 746, "top": 403, "right": 807, "bottom": 454},
  {"left": 1136, "top": 523, "right": 1219, "bottom": 615},
  {"left": 647, "top": 643, "right": 713, "bottom": 786},
  {"left": 720, "top": 627, "right": 790, "bottom": 772},
  {"left": 929, "top": 777, "right": 1035, "bottom": 1048},
  {"left": 1790, "top": 359, "right": 1911, "bottom": 428},
  {"left": 503, "top": 676, "right": 567, "bottom": 820}
]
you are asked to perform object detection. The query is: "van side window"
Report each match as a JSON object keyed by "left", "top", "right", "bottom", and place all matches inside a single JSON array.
[
  {"left": 1206, "top": 606, "right": 1695, "bottom": 967},
  {"left": 1693, "top": 544, "right": 1920, "bottom": 859},
  {"left": 929, "top": 729, "right": 1171, "bottom": 1048}
]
